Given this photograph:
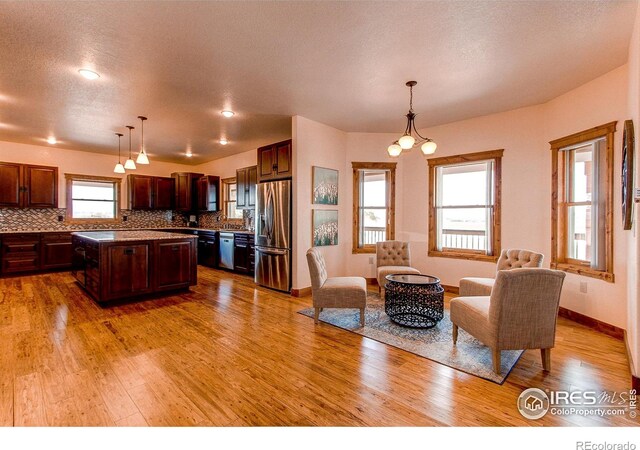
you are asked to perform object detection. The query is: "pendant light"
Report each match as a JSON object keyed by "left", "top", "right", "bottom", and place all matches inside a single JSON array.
[
  {"left": 136, "top": 115, "right": 150, "bottom": 165},
  {"left": 124, "top": 124, "right": 136, "bottom": 170},
  {"left": 387, "top": 81, "right": 437, "bottom": 157},
  {"left": 113, "top": 133, "right": 125, "bottom": 174},
  {"left": 123, "top": 125, "right": 136, "bottom": 172}
]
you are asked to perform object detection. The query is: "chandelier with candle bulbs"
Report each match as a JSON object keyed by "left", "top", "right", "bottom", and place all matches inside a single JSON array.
[{"left": 387, "top": 81, "right": 437, "bottom": 157}]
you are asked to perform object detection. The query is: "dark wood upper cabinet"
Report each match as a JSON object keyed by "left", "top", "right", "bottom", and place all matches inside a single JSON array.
[
  {"left": 128, "top": 175, "right": 154, "bottom": 210},
  {"left": 128, "top": 175, "right": 174, "bottom": 210},
  {"left": 0, "top": 162, "right": 22, "bottom": 207},
  {"left": 154, "top": 177, "right": 175, "bottom": 210},
  {"left": 0, "top": 162, "right": 58, "bottom": 208},
  {"left": 236, "top": 165, "right": 257, "bottom": 209},
  {"left": 196, "top": 176, "right": 220, "bottom": 212},
  {"left": 24, "top": 165, "right": 58, "bottom": 208},
  {"left": 257, "top": 139, "right": 292, "bottom": 182},
  {"left": 172, "top": 172, "right": 203, "bottom": 212}
]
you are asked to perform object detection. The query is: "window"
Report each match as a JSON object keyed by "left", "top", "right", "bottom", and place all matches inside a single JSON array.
[
  {"left": 352, "top": 162, "right": 396, "bottom": 253},
  {"left": 65, "top": 174, "right": 120, "bottom": 222},
  {"left": 550, "top": 122, "right": 615, "bottom": 282},
  {"left": 222, "top": 177, "right": 243, "bottom": 220},
  {"left": 428, "top": 150, "right": 503, "bottom": 261}
]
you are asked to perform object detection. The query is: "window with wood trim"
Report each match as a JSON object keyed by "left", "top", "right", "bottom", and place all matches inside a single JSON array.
[
  {"left": 222, "top": 177, "right": 243, "bottom": 220},
  {"left": 550, "top": 122, "right": 615, "bottom": 282},
  {"left": 428, "top": 150, "right": 503, "bottom": 262},
  {"left": 352, "top": 162, "right": 396, "bottom": 253},
  {"left": 65, "top": 174, "right": 121, "bottom": 223}
]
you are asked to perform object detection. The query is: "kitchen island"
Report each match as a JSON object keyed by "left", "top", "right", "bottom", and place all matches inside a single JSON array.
[{"left": 71, "top": 230, "right": 198, "bottom": 303}]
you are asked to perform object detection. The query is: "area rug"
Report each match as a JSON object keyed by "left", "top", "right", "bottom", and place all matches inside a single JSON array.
[{"left": 298, "top": 293, "right": 523, "bottom": 384}]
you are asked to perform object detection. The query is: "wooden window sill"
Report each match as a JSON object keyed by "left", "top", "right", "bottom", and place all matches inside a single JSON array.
[
  {"left": 428, "top": 250, "right": 498, "bottom": 263},
  {"left": 352, "top": 247, "right": 376, "bottom": 254},
  {"left": 552, "top": 262, "right": 615, "bottom": 283}
]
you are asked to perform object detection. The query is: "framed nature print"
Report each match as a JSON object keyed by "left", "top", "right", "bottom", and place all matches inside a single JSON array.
[
  {"left": 313, "top": 209, "right": 338, "bottom": 246},
  {"left": 622, "top": 119, "right": 635, "bottom": 230},
  {"left": 312, "top": 166, "right": 338, "bottom": 205}
]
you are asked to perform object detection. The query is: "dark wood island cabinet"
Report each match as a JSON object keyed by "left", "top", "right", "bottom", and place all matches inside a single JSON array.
[{"left": 72, "top": 230, "right": 197, "bottom": 303}]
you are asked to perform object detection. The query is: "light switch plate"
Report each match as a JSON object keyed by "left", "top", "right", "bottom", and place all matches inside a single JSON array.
[{"left": 579, "top": 282, "right": 588, "bottom": 294}]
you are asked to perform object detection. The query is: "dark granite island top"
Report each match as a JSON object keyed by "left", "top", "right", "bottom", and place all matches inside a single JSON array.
[{"left": 71, "top": 231, "right": 198, "bottom": 303}]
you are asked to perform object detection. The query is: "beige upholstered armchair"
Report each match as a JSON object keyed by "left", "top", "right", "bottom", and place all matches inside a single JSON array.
[
  {"left": 451, "top": 268, "right": 566, "bottom": 374},
  {"left": 376, "top": 241, "right": 420, "bottom": 298},
  {"left": 306, "top": 248, "right": 367, "bottom": 326},
  {"left": 459, "top": 249, "right": 544, "bottom": 297}
]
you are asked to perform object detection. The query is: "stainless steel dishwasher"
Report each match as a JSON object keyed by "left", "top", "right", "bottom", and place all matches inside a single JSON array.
[{"left": 219, "top": 232, "right": 235, "bottom": 270}]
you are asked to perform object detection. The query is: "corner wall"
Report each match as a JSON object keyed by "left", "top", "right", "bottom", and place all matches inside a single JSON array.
[{"left": 292, "top": 116, "right": 349, "bottom": 289}]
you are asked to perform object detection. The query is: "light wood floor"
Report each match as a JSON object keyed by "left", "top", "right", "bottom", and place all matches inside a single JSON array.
[{"left": 0, "top": 267, "right": 635, "bottom": 426}]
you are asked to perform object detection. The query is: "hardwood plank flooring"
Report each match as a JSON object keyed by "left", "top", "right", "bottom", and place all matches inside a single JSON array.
[{"left": 0, "top": 268, "right": 636, "bottom": 426}]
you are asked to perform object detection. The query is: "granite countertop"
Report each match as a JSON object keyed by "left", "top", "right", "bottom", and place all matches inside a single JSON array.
[
  {"left": 0, "top": 227, "right": 255, "bottom": 235},
  {"left": 71, "top": 230, "right": 199, "bottom": 242}
]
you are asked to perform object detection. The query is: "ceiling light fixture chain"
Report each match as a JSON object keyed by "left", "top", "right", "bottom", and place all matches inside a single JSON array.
[{"left": 387, "top": 80, "right": 437, "bottom": 157}]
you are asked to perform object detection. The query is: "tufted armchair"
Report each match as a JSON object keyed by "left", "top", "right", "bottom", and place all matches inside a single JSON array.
[
  {"left": 451, "top": 268, "right": 565, "bottom": 374},
  {"left": 459, "top": 249, "right": 544, "bottom": 297},
  {"left": 306, "top": 248, "right": 367, "bottom": 326},
  {"left": 376, "top": 241, "right": 421, "bottom": 298}
]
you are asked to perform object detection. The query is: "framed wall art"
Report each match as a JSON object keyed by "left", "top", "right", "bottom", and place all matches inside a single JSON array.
[
  {"left": 622, "top": 119, "right": 635, "bottom": 230},
  {"left": 312, "top": 166, "right": 338, "bottom": 205},
  {"left": 312, "top": 209, "right": 338, "bottom": 246}
]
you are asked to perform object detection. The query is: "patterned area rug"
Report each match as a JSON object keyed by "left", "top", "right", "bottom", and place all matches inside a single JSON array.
[{"left": 298, "top": 293, "right": 522, "bottom": 384}]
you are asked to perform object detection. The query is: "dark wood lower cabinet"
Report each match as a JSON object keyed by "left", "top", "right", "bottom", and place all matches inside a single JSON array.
[
  {"left": 1, "top": 232, "right": 73, "bottom": 275},
  {"left": 156, "top": 241, "right": 194, "bottom": 290},
  {"left": 234, "top": 233, "right": 255, "bottom": 274},
  {"left": 198, "top": 232, "right": 218, "bottom": 268},
  {"left": 1, "top": 234, "right": 40, "bottom": 274},
  {"left": 41, "top": 233, "right": 73, "bottom": 270},
  {"left": 104, "top": 244, "right": 152, "bottom": 299}
]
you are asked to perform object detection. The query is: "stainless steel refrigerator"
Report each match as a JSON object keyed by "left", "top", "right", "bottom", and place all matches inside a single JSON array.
[{"left": 255, "top": 179, "right": 292, "bottom": 292}]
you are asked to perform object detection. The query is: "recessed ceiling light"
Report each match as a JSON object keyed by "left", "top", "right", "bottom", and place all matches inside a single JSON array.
[
  {"left": 221, "top": 110, "right": 234, "bottom": 118},
  {"left": 219, "top": 139, "right": 228, "bottom": 145},
  {"left": 78, "top": 69, "right": 100, "bottom": 80},
  {"left": 46, "top": 137, "right": 57, "bottom": 144}
]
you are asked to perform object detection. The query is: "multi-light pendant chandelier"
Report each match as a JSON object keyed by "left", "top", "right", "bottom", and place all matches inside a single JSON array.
[
  {"left": 387, "top": 81, "right": 437, "bottom": 157},
  {"left": 113, "top": 115, "right": 151, "bottom": 173}
]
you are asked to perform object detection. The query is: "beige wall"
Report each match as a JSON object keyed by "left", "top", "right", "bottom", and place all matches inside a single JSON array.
[
  {"left": 626, "top": 5, "right": 640, "bottom": 376},
  {"left": 292, "top": 116, "right": 349, "bottom": 289},
  {"left": 194, "top": 148, "right": 257, "bottom": 180},
  {"left": 0, "top": 141, "right": 192, "bottom": 209}
]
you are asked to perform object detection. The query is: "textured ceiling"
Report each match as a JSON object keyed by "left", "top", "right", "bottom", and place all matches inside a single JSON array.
[{"left": 0, "top": 1, "right": 637, "bottom": 164}]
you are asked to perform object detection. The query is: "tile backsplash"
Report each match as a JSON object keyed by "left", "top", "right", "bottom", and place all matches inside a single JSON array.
[{"left": 0, "top": 208, "right": 255, "bottom": 232}]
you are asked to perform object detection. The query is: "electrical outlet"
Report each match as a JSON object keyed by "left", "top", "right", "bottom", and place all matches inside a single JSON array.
[
  {"left": 579, "top": 282, "right": 588, "bottom": 294},
  {"left": 57, "top": 215, "right": 64, "bottom": 222},
  {"left": 369, "top": 256, "right": 374, "bottom": 264},
  {"left": 122, "top": 215, "right": 128, "bottom": 222}
]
